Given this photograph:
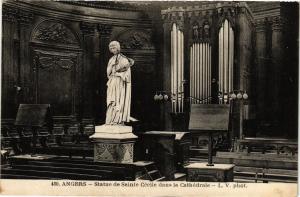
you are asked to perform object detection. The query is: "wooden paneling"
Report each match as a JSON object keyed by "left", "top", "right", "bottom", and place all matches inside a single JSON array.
[
  {"left": 32, "top": 50, "right": 79, "bottom": 116},
  {"left": 29, "top": 20, "right": 82, "bottom": 118}
]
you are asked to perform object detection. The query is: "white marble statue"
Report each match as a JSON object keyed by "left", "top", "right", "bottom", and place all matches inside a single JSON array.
[{"left": 105, "top": 41, "right": 134, "bottom": 125}]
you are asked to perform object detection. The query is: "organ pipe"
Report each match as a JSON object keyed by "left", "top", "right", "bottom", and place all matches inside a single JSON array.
[
  {"left": 193, "top": 44, "right": 196, "bottom": 104},
  {"left": 195, "top": 43, "right": 202, "bottom": 103},
  {"left": 219, "top": 25, "right": 224, "bottom": 94},
  {"left": 177, "top": 30, "right": 181, "bottom": 112},
  {"left": 181, "top": 31, "right": 184, "bottom": 111},
  {"left": 200, "top": 43, "right": 203, "bottom": 103},
  {"left": 173, "top": 23, "right": 178, "bottom": 112},
  {"left": 190, "top": 46, "right": 193, "bottom": 103},
  {"left": 209, "top": 45, "right": 211, "bottom": 103},
  {"left": 189, "top": 41, "right": 212, "bottom": 104},
  {"left": 171, "top": 26, "right": 174, "bottom": 112},
  {"left": 171, "top": 23, "right": 184, "bottom": 113},
  {"left": 229, "top": 28, "right": 234, "bottom": 92},
  {"left": 224, "top": 20, "right": 229, "bottom": 94},
  {"left": 204, "top": 43, "right": 207, "bottom": 102},
  {"left": 218, "top": 19, "right": 234, "bottom": 102}
]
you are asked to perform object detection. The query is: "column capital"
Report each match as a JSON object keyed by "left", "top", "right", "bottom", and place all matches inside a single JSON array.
[
  {"left": 97, "top": 24, "right": 112, "bottom": 36},
  {"left": 17, "top": 10, "right": 34, "bottom": 26},
  {"left": 271, "top": 16, "right": 284, "bottom": 32},
  {"left": 217, "top": 5, "right": 237, "bottom": 18},
  {"left": 80, "top": 22, "right": 96, "bottom": 35},
  {"left": 255, "top": 18, "right": 267, "bottom": 33},
  {"left": 161, "top": 7, "right": 185, "bottom": 31},
  {"left": 3, "top": 5, "right": 18, "bottom": 23}
]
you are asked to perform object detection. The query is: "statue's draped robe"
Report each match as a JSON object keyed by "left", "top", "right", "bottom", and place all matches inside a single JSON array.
[{"left": 105, "top": 53, "right": 134, "bottom": 124}]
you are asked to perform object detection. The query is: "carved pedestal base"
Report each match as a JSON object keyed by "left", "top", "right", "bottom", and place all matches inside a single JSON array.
[
  {"left": 185, "top": 163, "right": 235, "bottom": 182},
  {"left": 90, "top": 125, "right": 137, "bottom": 163}
]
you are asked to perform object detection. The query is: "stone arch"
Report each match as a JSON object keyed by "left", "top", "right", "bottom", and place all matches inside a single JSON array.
[
  {"left": 114, "top": 29, "right": 155, "bottom": 50},
  {"left": 30, "top": 19, "right": 81, "bottom": 49}
]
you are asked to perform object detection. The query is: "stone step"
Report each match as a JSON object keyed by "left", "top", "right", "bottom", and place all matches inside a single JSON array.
[
  {"left": 258, "top": 178, "right": 297, "bottom": 183},
  {"left": 233, "top": 177, "right": 263, "bottom": 183},
  {"left": 135, "top": 171, "right": 160, "bottom": 181},
  {"left": 213, "top": 156, "right": 297, "bottom": 170},
  {"left": 174, "top": 173, "right": 186, "bottom": 181},
  {"left": 234, "top": 168, "right": 297, "bottom": 179},
  {"left": 234, "top": 171, "right": 258, "bottom": 177},
  {"left": 148, "top": 170, "right": 158, "bottom": 174},
  {"left": 264, "top": 173, "right": 298, "bottom": 181},
  {"left": 217, "top": 152, "right": 298, "bottom": 161},
  {"left": 189, "top": 148, "right": 208, "bottom": 152},
  {"left": 233, "top": 169, "right": 297, "bottom": 183},
  {"left": 135, "top": 174, "right": 150, "bottom": 180},
  {"left": 134, "top": 161, "right": 158, "bottom": 175},
  {"left": 148, "top": 170, "right": 162, "bottom": 180},
  {"left": 154, "top": 176, "right": 166, "bottom": 181},
  {"left": 1, "top": 168, "right": 105, "bottom": 180},
  {"left": 133, "top": 161, "right": 155, "bottom": 167},
  {"left": 234, "top": 166, "right": 298, "bottom": 181},
  {"left": 189, "top": 148, "right": 209, "bottom": 157},
  {"left": 189, "top": 157, "right": 208, "bottom": 162},
  {"left": 7, "top": 154, "right": 137, "bottom": 180},
  {"left": 25, "top": 160, "right": 127, "bottom": 171},
  {"left": 1, "top": 173, "right": 60, "bottom": 180},
  {"left": 10, "top": 164, "right": 112, "bottom": 176},
  {"left": 35, "top": 146, "right": 93, "bottom": 158},
  {"left": 9, "top": 155, "right": 135, "bottom": 168}
]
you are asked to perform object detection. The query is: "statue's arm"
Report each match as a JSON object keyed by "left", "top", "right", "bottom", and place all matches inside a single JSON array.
[{"left": 115, "top": 57, "right": 134, "bottom": 73}]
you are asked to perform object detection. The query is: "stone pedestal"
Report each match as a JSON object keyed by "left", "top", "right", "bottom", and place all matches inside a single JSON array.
[
  {"left": 185, "top": 163, "right": 235, "bottom": 182},
  {"left": 90, "top": 125, "right": 137, "bottom": 163}
]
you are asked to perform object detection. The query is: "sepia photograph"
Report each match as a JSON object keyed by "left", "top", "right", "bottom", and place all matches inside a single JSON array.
[{"left": 0, "top": 0, "right": 298, "bottom": 196}]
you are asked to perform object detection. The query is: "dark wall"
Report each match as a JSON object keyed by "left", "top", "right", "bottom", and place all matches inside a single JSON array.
[
  {"left": 280, "top": 2, "right": 299, "bottom": 138},
  {"left": 250, "top": 2, "right": 299, "bottom": 138},
  {"left": 1, "top": 1, "right": 163, "bottom": 131}
]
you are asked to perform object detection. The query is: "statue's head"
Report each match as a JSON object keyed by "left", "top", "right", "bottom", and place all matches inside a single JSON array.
[{"left": 109, "top": 41, "right": 121, "bottom": 55}]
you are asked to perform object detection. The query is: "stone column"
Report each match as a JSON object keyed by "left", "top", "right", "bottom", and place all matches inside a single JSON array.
[
  {"left": 17, "top": 10, "right": 34, "bottom": 104},
  {"left": 235, "top": 5, "right": 253, "bottom": 139},
  {"left": 2, "top": 5, "right": 18, "bottom": 118},
  {"left": 255, "top": 19, "right": 268, "bottom": 122},
  {"left": 96, "top": 24, "right": 112, "bottom": 124},
  {"left": 270, "top": 16, "right": 283, "bottom": 128},
  {"left": 79, "top": 22, "right": 96, "bottom": 123}
]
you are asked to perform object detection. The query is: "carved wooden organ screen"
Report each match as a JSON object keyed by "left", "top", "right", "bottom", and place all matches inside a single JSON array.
[
  {"left": 218, "top": 19, "right": 234, "bottom": 103},
  {"left": 189, "top": 22, "right": 212, "bottom": 105},
  {"left": 171, "top": 23, "right": 184, "bottom": 113}
]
